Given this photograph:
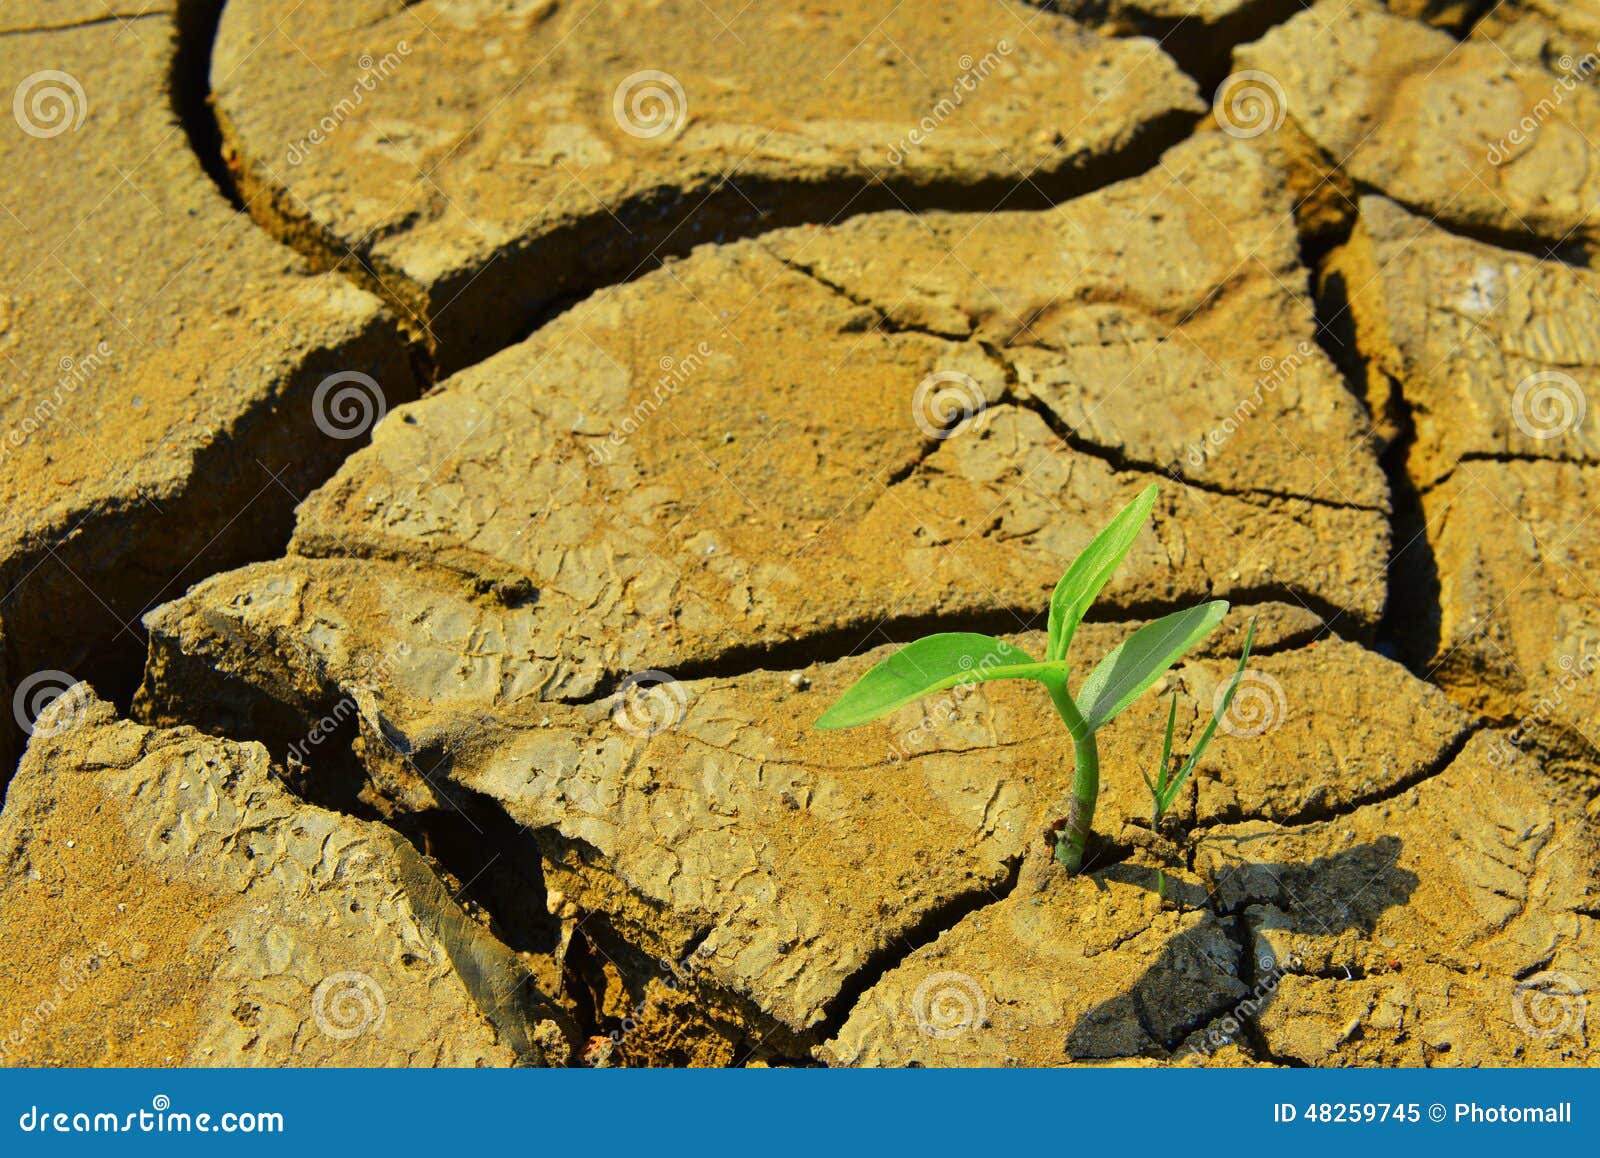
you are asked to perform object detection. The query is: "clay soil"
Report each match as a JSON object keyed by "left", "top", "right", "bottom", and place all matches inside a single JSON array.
[{"left": 0, "top": 0, "right": 1595, "bottom": 1067}]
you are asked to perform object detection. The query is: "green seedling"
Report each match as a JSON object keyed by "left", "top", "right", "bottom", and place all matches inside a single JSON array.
[
  {"left": 814, "top": 483, "right": 1238, "bottom": 873},
  {"left": 1142, "top": 616, "right": 1257, "bottom": 828},
  {"left": 1141, "top": 615, "right": 1256, "bottom": 898}
]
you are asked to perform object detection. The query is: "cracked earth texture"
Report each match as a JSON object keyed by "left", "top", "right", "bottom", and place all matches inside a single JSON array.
[{"left": 0, "top": 0, "right": 1596, "bottom": 1067}]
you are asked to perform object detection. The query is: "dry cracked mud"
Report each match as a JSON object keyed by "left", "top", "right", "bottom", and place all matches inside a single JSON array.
[{"left": 2, "top": 0, "right": 1597, "bottom": 1068}]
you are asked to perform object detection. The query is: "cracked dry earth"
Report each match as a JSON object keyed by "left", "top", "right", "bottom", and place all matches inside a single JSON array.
[{"left": 1, "top": 0, "right": 1597, "bottom": 1069}]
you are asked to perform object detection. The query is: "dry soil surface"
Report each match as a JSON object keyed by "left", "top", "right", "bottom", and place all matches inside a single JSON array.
[{"left": 1, "top": 0, "right": 1596, "bottom": 1067}]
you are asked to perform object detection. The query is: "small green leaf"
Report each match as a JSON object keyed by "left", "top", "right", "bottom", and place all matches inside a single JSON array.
[
  {"left": 1150, "top": 693, "right": 1178, "bottom": 819},
  {"left": 1075, "top": 601, "right": 1228, "bottom": 731},
  {"left": 813, "top": 634, "right": 1047, "bottom": 731},
  {"left": 1154, "top": 614, "right": 1258, "bottom": 815},
  {"left": 1046, "top": 484, "right": 1158, "bottom": 662}
]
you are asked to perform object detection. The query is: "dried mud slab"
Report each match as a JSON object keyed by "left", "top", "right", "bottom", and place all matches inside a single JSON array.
[
  {"left": 135, "top": 559, "right": 1323, "bottom": 1055},
  {"left": 1475, "top": 1, "right": 1600, "bottom": 67},
  {"left": 131, "top": 132, "right": 1406, "bottom": 1058},
  {"left": 1383, "top": 0, "right": 1493, "bottom": 33},
  {"left": 0, "top": 4, "right": 416, "bottom": 767},
  {"left": 0, "top": 690, "right": 572, "bottom": 1066},
  {"left": 1330, "top": 195, "right": 1600, "bottom": 773},
  {"left": 1423, "top": 459, "right": 1600, "bottom": 777},
  {"left": 211, "top": 0, "right": 1203, "bottom": 373},
  {"left": 283, "top": 133, "right": 1386, "bottom": 687},
  {"left": 1329, "top": 194, "right": 1600, "bottom": 485},
  {"left": 1236, "top": 0, "right": 1600, "bottom": 245},
  {"left": 1204, "top": 733, "right": 1598, "bottom": 1066},
  {"left": 826, "top": 733, "right": 1598, "bottom": 1066},
  {"left": 135, "top": 134, "right": 1390, "bottom": 746},
  {"left": 1038, "top": 1, "right": 1305, "bottom": 84}
]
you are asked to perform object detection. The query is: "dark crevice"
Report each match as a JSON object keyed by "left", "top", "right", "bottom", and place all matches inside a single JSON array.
[
  {"left": 2, "top": 322, "right": 417, "bottom": 787},
  {"left": 1455, "top": 0, "right": 1513, "bottom": 40},
  {"left": 1003, "top": 383, "right": 1389, "bottom": 515},
  {"left": 0, "top": 10, "right": 167, "bottom": 37},
  {"left": 769, "top": 250, "right": 976, "bottom": 344},
  {"left": 201, "top": 0, "right": 1199, "bottom": 382},
  {"left": 771, "top": 257, "right": 1390, "bottom": 518},
  {"left": 1206, "top": 724, "right": 1480, "bottom": 832},
  {"left": 561, "top": 590, "right": 1345, "bottom": 707},
  {"left": 1369, "top": 387, "right": 1442, "bottom": 669},
  {"left": 135, "top": 643, "right": 583, "bottom": 1057},
  {"left": 278, "top": 105, "right": 1203, "bottom": 378},
  {"left": 1029, "top": 0, "right": 1313, "bottom": 94},
  {"left": 172, "top": 0, "right": 241, "bottom": 212},
  {"left": 1309, "top": 213, "right": 1442, "bottom": 670},
  {"left": 814, "top": 855, "right": 1023, "bottom": 1043},
  {"left": 1370, "top": 186, "right": 1597, "bottom": 268},
  {"left": 1421, "top": 450, "right": 1600, "bottom": 495}
]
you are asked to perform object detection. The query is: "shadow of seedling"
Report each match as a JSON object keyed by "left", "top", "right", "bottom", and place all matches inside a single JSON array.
[{"left": 1065, "top": 836, "right": 1417, "bottom": 1060}]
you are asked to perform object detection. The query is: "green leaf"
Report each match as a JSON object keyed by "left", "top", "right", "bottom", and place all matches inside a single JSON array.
[
  {"left": 813, "top": 634, "right": 1048, "bottom": 731},
  {"left": 1154, "top": 614, "right": 1258, "bottom": 815},
  {"left": 1075, "top": 601, "right": 1228, "bottom": 731},
  {"left": 1148, "top": 693, "right": 1178, "bottom": 818},
  {"left": 1046, "top": 484, "right": 1159, "bottom": 662}
]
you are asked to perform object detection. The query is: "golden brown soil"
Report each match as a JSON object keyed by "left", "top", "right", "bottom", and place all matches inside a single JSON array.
[{"left": 1, "top": 0, "right": 1596, "bottom": 1068}]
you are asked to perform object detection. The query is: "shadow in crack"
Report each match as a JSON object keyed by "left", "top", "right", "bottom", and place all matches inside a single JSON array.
[{"left": 1064, "top": 835, "right": 1416, "bottom": 1060}]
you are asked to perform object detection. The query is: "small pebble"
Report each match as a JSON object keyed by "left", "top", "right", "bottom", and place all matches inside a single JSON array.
[{"left": 788, "top": 672, "right": 810, "bottom": 691}]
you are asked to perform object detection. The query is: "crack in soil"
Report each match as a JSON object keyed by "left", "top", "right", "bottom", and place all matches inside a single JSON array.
[{"left": 12, "top": 0, "right": 1597, "bottom": 1069}]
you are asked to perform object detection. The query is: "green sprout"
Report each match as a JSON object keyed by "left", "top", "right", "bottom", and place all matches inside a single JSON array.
[
  {"left": 1142, "top": 616, "right": 1256, "bottom": 829},
  {"left": 814, "top": 483, "right": 1246, "bottom": 874}
]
